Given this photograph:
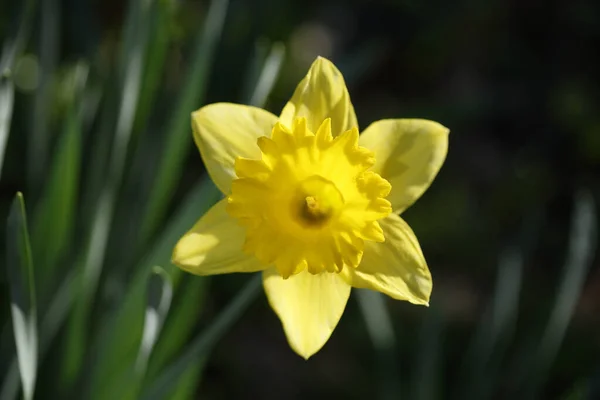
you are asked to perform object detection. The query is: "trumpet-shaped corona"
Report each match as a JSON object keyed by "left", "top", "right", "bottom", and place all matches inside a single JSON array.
[{"left": 227, "top": 118, "right": 392, "bottom": 278}]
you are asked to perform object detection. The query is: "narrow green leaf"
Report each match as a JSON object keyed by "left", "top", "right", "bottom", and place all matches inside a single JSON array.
[
  {"left": 0, "top": 76, "right": 14, "bottom": 178},
  {"left": 248, "top": 42, "right": 285, "bottom": 107},
  {"left": 141, "top": 274, "right": 262, "bottom": 400},
  {"left": 88, "top": 178, "right": 220, "bottom": 400},
  {"left": 0, "top": 360, "right": 19, "bottom": 400},
  {"left": 31, "top": 64, "right": 86, "bottom": 297},
  {"left": 62, "top": 0, "right": 154, "bottom": 386},
  {"left": 458, "top": 249, "right": 522, "bottom": 399},
  {"left": 138, "top": 0, "right": 229, "bottom": 248},
  {"left": 356, "top": 290, "right": 400, "bottom": 400},
  {"left": 132, "top": 0, "right": 174, "bottom": 137},
  {"left": 115, "top": 267, "right": 174, "bottom": 400},
  {"left": 0, "top": 0, "right": 36, "bottom": 177},
  {"left": 1, "top": 271, "right": 75, "bottom": 400},
  {"left": 143, "top": 277, "right": 208, "bottom": 400},
  {"left": 5, "top": 193, "right": 38, "bottom": 400},
  {"left": 27, "top": 0, "right": 60, "bottom": 191},
  {"left": 136, "top": 267, "right": 173, "bottom": 376},
  {"left": 412, "top": 306, "right": 444, "bottom": 400},
  {"left": 528, "top": 190, "right": 596, "bottom": 396}
]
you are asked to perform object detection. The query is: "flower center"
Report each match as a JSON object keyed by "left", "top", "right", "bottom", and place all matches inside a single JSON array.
[
  {"left": 227, "top": 117, "right": 392, "bottom": 278},
  {"left": 296, "top": 176, "right": 343, "bottom": 227}
]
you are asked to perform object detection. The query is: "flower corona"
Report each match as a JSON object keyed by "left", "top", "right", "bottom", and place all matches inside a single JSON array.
[{"left": 227, "top": 117, "right": 392, "bottom": 278}]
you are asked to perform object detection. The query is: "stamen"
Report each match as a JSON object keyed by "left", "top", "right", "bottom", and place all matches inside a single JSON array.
[{"left": 301, "top": 196, "right": 329, "bottom": 225}]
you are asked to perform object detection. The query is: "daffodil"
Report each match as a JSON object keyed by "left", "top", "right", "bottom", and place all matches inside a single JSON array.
[{"left": 172, "top": 56, "right": 449, "bottom": 359}]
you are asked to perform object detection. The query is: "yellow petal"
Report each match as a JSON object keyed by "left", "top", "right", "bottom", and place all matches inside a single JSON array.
[
  {"left": 172, "top": 199, "right": 265, "bottom": 275},
  {"left": 359, "top": 119, "right": 449, "bottom": 214},
  {"left": 263, "top": 268, "right": 351, "bottom": 359},
  {"left": 192, "top": 103, "right": 278, "bottom": 194},
  {"left": 343, "top": 213, "right": 432, "bottom": 305},
  {"left": 279, "top": 57, "right": 358, "bottom": 137}
]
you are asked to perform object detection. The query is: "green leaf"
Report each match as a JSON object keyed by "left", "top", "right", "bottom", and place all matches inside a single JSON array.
[
  {"left": 247, "top": 41, "right": 285, "bottom": 107},
  {"left": 88, "top": 178, "right": 220, "bottom": 400},
  {"left": 0, "top": 77, "right": 14, "bottom": 178},
  {"left": 5, "top": 193, "right": 38, "bottom": 400},
  {"left": 115, "top": 267, "right": 174, "bottom": 400},
  {"left": 457, "top": 249, "right": 522, "bottom": 399},
  {"left": 356, "top": 290, "right": 400, "bottom": 400},
  {"left": 137, "top": 0, "right": 230, "bottom": 248},
  {"left": 62, "top": 0, "right": 154, "bottom": 386},
  {"left": 27, "top": 0, "right": 60, "bottom": 191},
  {"left": 0, "top": 0, "right": 36, "bottom": 178},
  {"left": 141, "top": 274, "right": 262, "bottom": 400},
  {"left": 528, "top": 190, "right": 596, "bottom": 396},
  {"left": 31, "top": 68, "right": 85, "bottom": 298},
  {"left": 143, "top": 277, "right": 208, "bottom": 400},
  {"left": 132, "top": 0, "right": 174, "bottom": 137},
  {"left": 136, "top": 266, "right": 173, "bottom": 377},
  {"left": 412, "top": 306, "right": 444, "bottom": 400}
]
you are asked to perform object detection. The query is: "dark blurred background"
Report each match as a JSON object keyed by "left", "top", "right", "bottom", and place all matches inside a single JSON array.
[{"left": 1, "top": 0, "right": 599, "bottom": 399}]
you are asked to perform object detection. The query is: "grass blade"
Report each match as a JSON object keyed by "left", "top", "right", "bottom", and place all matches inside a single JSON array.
[
  {"left": 457, "top": 249, "right": 522, "bottom": 399},
  {"left": 88, "top": 178, "right": 220, "bottom": 400},
  {"left": 0, "top": 0, "right": 36, "bottom": 177},
  {"left": 138, "top": 0, "right": 229, "bottom": 248},
  {"left": 528, "top": 190, "right": 596, "bottom": 397},
  {"left": 412, "top": 305, "right": 444, "bottom": 400},
  {"left": 141, "top": 274, "right": 263, "bottom": 400},
  {"left": 5, "top": 193, "right": 37, "bottom": 400},
  {"left": 1, "top": 268, "right": 75, "bottom": 400},
  {"left": 248, "top": 42, "right": 285, "bottom": 107},
  {"left": 62, "top": 0, "right": 153, "bottom": 386},
  {"left": 30, "top": 63, "right": 87, "bottom": 299},
  {"left": 136, "top": 267, "right": 173, "bottom": 377},
  {"left": 143, "top": 278, "right": 208, "bottom": 400},
  {"left": 356, "top": 289, "right": 400, "bottom": 400},
  {"left": 132, "top": 0, "right": 174, "bottom": 137},
  {"left": 112, "top": 267, "right": 174, "bottom": 400},
  {"left": 28, "top": 0, "right": 59, "bottom": 191},
  {"left": 0, "top": 360, "right": 19, "bottom": 400},
  {"left": 0, "top": 76, "right": 14, "bottom": 179}
]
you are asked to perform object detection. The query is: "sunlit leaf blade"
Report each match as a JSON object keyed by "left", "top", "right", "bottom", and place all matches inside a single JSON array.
[
  {"left": 138, "top": 0, "right": 229, "bottom": 248},
  {"left": 248, "top": 42, "right": 285, "bottom": 107},
  {"left": 0, "top": 76, "right": 14, "bottom": 179},
  {"left": 5, "top": 193, "right": 38, "bottom": 400},
  {"left": 136, "top": 267, "right": 173, "bottom": 376},
  {"left": 0, "top": 0, "right": 35, "bottom": 178},
  {"left": 0, "top": 272, "right": 75, "bottom": 400},
  {"left": 31, "top": 65, "right": 86, "bottom": 298},
  {"left": 141, "top": 274, "right": 262, "bottom": 400},
  {"left": 115, "top": 267, "right": 174, "bottom": 400},
  {"left": 89, "top": 178, "right": 220, "bottom": 400},
  {"left": 62, "top": 0, "right": 154, "bottom": 386},
  {"left": 528, "top": 190, "right": 596, "bottom": 397},
  {"left": 143, "top": 277, "right": 208, "bottom": 400}
]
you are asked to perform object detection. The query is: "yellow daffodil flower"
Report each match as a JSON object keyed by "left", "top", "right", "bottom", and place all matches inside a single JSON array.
[{"left": 172, "top": 56, "right": 449, "bottom": 359}]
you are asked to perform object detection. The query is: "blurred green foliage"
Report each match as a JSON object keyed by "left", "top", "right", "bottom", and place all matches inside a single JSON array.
[{"left": 0, "top": 0, "right": 599, "bottom": 399}]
